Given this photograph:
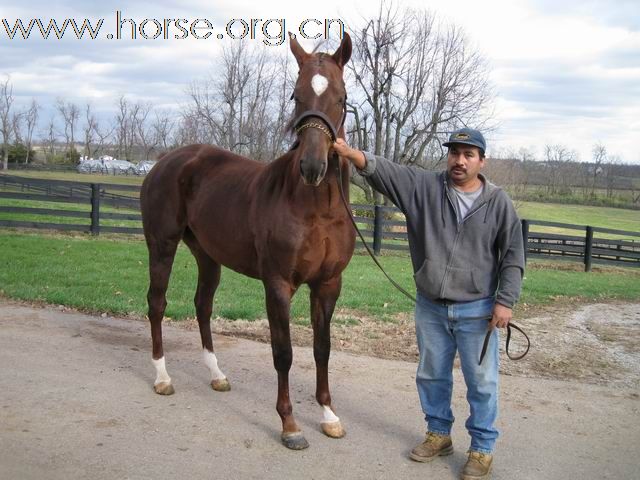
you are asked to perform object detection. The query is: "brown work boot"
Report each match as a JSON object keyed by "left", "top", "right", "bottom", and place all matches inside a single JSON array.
[
  {"left": 409, "top": 431, "right": 453, "bottom": 462},
  {"left": 461, "top": 451, "right": 493, "bottom": 479}
]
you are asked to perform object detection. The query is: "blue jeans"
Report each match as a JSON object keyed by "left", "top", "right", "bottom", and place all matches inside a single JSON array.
[{"left": 415, "top": 293, "right": 499, "bottom": 454}]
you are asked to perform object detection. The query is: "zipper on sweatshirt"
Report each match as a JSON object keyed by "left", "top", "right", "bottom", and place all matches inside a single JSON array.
[
  {"left": 439, "top": 229, "right": 462, "bottom": 299},
  {"left": 444, "top": 187, "right": 461, "bottom": 231},
  {"left": 462, "top": 203, "right": 488, "bottom": 224},
  {"left": 444, "top": 183, "right": 489, "bottom": 230},
  {"left": 438, "top": 185, "right": 490, "bottom": 299},
  {"left": 439, "top": 188, "right": 462, "bottom": 298}
]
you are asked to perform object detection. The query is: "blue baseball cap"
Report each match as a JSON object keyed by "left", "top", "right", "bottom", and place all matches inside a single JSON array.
[{"left": 442, "top": 128, "right": 486, "bottom": 153}]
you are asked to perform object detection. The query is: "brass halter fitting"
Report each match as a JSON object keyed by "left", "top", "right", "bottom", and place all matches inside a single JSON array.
[
  {"left": 294, "top": 121, "right": 334, "bottom": 141},
  {"left": 288, "top": 98, "right": 347, "bottom": 151}
]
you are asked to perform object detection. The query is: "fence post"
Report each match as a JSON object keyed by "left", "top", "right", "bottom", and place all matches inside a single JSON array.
[
  {"left": 521, "top": 219, "right": 529, "bottom": 264},
  {"left": 584, "top": 226, "right": 594, "bottom": 272},
  {"left": 373, "top": 204, "right": 383, "bottom": 255},
  {"left": 90, "top": 183, "right": 100, "bottom": 235}
]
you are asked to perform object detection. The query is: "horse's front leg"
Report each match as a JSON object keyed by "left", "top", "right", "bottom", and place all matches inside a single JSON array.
[
  {"left": 310, "top": 276, "right": 345, "bottom": 439},
  {"left": 264, "top": 280, "right": 308, "bottom": 450}
]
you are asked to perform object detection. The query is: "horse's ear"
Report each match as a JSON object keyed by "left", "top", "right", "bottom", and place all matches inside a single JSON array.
[
  {"left": 332, "top": 32, "right": 352, "bottom": 68},
  {"left": 289, "top": 32, "right": 309, "bottom": 68}
]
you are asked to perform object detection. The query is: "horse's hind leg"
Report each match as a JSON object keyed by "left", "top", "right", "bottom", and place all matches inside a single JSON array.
[
  {"left": 310, "top": 276, "right": 345, "bottom": 439},
  {"left": 183, "top": 232, "right": 230, "bottom": 392},
  {"left": 146, "top": 236, "right": 180, "bottom": 395}
]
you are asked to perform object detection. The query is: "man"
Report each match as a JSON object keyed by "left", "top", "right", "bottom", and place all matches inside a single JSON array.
[{"left": 333, "top": 128, "right": 524, "bottom": 480}]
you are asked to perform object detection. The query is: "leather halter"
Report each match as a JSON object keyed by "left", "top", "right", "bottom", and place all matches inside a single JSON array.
[
  {"left": 289, "top": 95, "right": 347, "bottom": 150},
  {"left": 293, "top": 110, "right": 339, "bottom": 141}
]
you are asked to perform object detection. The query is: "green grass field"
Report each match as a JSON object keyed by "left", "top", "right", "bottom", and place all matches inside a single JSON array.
[
  {"left": 1, "top": 232, "right": 638, "bottom": 324},
  {"left": 517, "top": 202, "right": 640, "bottom": 236}
]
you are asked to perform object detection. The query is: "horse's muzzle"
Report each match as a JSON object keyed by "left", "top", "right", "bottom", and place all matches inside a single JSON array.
[{"left": 300, "top": 157, "right": 328, "bottom": 186}]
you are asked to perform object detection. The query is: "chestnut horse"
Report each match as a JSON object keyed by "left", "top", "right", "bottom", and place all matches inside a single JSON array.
[{"left": 140, "top": 33, "right": 355, "bottom": 450}]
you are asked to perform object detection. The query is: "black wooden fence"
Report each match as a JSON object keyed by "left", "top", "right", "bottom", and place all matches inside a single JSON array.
[
  {"left": 521, "top": 220, "right": 640, "bottom": 271},
  {"left": 0, "top": 175, "right": 141, "bottom": 235},
  {"left": 1, "top": 175, "right": 639, "bottom": 270}
]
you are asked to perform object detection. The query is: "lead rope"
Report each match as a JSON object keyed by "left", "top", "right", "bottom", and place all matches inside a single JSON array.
[
  {"left": 333, "top": 157, "right": 417, "bottom": 304},
  {"left": 333, "top": 157, "right": 530, "bottom": 365}
]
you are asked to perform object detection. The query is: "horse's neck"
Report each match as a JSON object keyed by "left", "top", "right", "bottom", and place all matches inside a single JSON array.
[{"left": 263, "top": 151, "right": 350, "bottom": 213}]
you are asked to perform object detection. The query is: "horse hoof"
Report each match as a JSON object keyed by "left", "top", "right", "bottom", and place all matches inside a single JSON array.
[
  {"left": 321, "top": 421, "right": 346, "bottom": 438},
  {"left": 281, "top": 432, "right": 310, "bottom": 450},
  {"left": 154, "top": 382, "right": 175, "bottom": 395},
  {"left": 211, "top": 378, "right": 231, "bottom": 392}
]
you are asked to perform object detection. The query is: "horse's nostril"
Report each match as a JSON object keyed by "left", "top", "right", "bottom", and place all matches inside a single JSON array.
[{"left": 300, "top": 157, "right": 328, "bottom": 186}]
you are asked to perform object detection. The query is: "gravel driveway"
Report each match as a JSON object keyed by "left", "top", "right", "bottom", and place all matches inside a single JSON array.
[{"left": 1, "top": 301, "right": 638, "bottom": 480}]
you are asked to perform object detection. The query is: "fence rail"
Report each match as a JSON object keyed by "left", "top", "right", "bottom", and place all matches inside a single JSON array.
[
  {"left": 1, "top": 175, "right": 638, "bottom": 270},
  {"left": 8, "top": 163, "right": 147, "bottom": 176}
]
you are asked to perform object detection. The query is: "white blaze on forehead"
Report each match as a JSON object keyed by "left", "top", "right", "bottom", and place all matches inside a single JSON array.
[
  {"left": 311, "top": 74, "right": 329, "bottom": 96},
  {"left": 203, "top": 349, "right": 226, "bottom": 381},
  {"left": 152, "top": 357, "right": 171, "bottom": 386},
  {"left": 321, "top": 405, "right": 340, "bottom": 424}
]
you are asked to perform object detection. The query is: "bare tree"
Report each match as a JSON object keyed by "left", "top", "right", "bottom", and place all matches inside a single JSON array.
[
  {"left": 44, "top": 117, "right": 58, "bottom": 164},
  {"left": 12, "top": 110, "right": 24, "bottom": 145},
  {"left": 23, "top": 99, "right": 39, "bottom": 164},
  {"left": 112, "top": 96, "right": 160, "bottom": 161},
  {"left": 186, "top": 42, "right": 293, "bottom": 161},
  {"left": 267, "top": 52, "right": 297, "bottom": 158},
  {"left": 186, "top": 80, "right": 222, "bottom": 145},
  {"left": 484, "top": 149, "right": 520, "bottom": 187},
  {"left": 152, "top": 111, "right": 175, "bottom": 152},
  {"left": 56, "top": 99, "right": 80, "bottom": 161},
  {"left": 114, "top": 95, "right": 133, "bottom": 160},
  {"left": 82, "top": 104, "right": 115, "bottom": 160},
  {"left": 92, "top": 121, "right": 114, "bottom": 159},
  {"left": 132, "top": 102, "right": 157, "bottom": 160},
  {"left": 174, "top": 110, "right": 203, "bottom": 147},
  {"left": 604, "top": 155, "right": 621, "bottom": 199},
  {"left": 0, "top": 75, "right": 14, "bottom": 170},
  {"left": 588, "top": 143, "right": 607, "bottom": 199},
  {"left": 240, "top": 50, "right": 293, "bottom": 160},
  {"left": 218, "top": 42, "right": 253, "bottom": 152},
  {"left": 346, "top": 108, "right": 374, "bottom": 201},
  {"left": 82, "top": 103, "right": 98, "bottom": 158},
  {"left": 347, "top": 2, "right": 493, "bottom": 203},
  {"left": 631, "top": 173, "right": 640, "bottom": 206},
  {"left": 482, "top": 148, "right": 529, "bottom": 210},
  {"left": 515, "top": 147, "right": 536, "bottom": 197},
  {"left": 543, "top": 144, "right": 577, "bottom": 195}
]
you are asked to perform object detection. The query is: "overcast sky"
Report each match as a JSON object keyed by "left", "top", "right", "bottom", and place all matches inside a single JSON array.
[{"left": 1, "top": 0, "right": 638, "bottom": 163}]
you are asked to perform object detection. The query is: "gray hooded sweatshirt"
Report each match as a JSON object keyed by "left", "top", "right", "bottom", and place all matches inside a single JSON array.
[{"left": 360, "top": 151, "right": 525, "bottom": 309}]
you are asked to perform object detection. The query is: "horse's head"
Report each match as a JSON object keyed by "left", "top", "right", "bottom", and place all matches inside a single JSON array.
[{"left": 289, "top": 32, "right": 351, "bottom": 186}]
